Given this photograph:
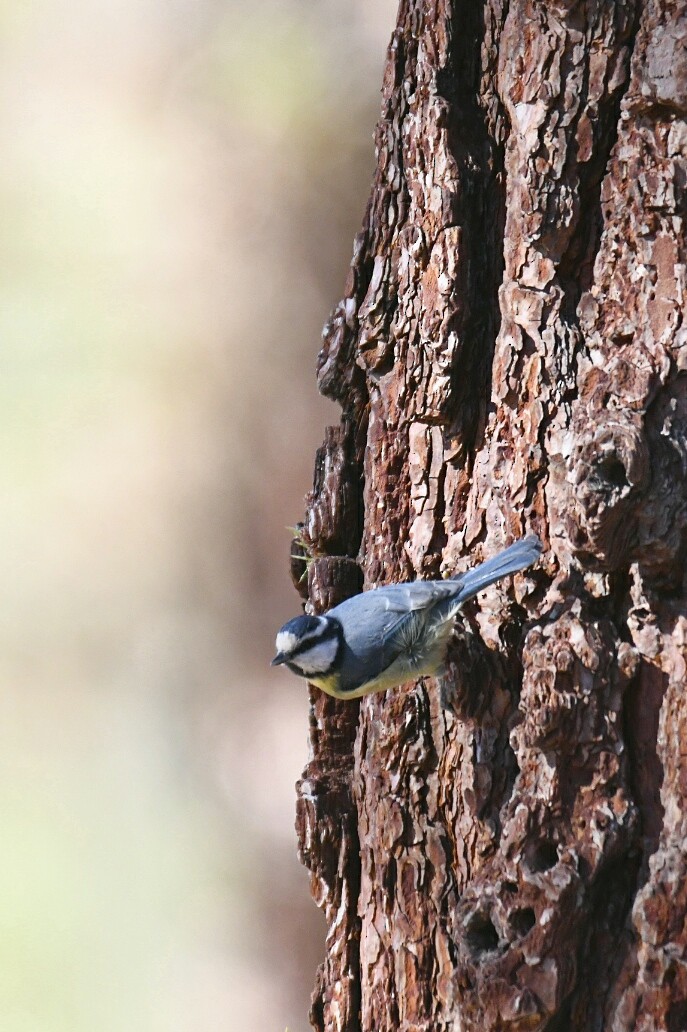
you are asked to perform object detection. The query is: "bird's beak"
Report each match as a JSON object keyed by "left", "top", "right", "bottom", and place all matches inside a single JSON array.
[{"left": 271, "top": 652, "right": 288, "bottom": 667}]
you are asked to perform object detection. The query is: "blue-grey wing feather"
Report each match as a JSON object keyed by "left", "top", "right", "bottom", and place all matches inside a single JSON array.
[
  {"left": 326, "top": 535, "right": 541, "bottom": 693},
  {"left": 328, "top": 582, "right": 459, "bottom": 691}
]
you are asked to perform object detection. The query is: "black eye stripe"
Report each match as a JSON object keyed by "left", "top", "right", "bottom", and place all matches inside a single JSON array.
[
  {"left": 288, "top": 619, "right": 342, "bottom": 660},
  {"left": 291, "top": 630, "right": 334, "bottom": 658}
]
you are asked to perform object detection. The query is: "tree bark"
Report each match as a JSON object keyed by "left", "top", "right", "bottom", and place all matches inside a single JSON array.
[{"left": 293, "top": 1, "right": 687, "bottom": 1029}]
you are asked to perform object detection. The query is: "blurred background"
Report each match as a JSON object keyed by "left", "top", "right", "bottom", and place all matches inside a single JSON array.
[{"left": 0, "top": 1, "right": 397, "bottom": 1028}]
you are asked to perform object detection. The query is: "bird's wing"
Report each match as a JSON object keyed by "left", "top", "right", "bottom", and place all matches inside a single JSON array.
[
  {"left": 369, "top": 580, "right": 460, "bottom": 614},
  {"left": 330, "top": 580, "right": 458, "bottom": 636},
  {"left": 330, "top": 581, "right": 459, "bottom": 674}
]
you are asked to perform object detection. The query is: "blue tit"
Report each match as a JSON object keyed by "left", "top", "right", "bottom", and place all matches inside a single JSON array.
[{"left": 272, "top": 535, "right": 542, "bottom": 699}]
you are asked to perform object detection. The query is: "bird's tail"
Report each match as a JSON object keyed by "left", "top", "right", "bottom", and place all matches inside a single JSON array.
[{"left": 451, "top": 535, "right": 542, "bottom": 604}]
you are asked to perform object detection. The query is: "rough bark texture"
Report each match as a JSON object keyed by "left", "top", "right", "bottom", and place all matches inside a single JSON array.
[{"left": 293, "top": 2, "right": 687, "bottom": 1029}]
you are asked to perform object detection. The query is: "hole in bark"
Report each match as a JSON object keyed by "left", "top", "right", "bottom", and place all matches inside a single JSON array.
[
  {"left": 509, "top": 907, "right": 536, "bottom": 938},
  {"left": 544, "top": 995, "right": 573, "bottom": 1032},
  {"left": 598, "top": 456, "right": 628, "bottom": 488},
  {"left": 502, "top": 880, "right": 518, "bottom": 894},
  {"left": 525, "top": 839, "right": 559, "bottom": 873},
  {"left": 383, "top": 859, "right": 397, "bottom": 898},
  {"left": 623, "top": 660, "right": 666, "bottom": 864},
  {"left": 465, "top": 912, "right": 499, "bottom": 955},
  {"left": 668, "top": 1000, "right": 687, "bottom": 1032}
]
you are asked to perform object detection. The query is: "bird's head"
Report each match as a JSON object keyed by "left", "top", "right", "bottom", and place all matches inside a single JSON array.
[{"left": 272, "top": 614, "right": 342, "bottom": 677}]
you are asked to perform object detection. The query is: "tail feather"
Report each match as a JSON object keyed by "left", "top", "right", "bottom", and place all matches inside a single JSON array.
[{"left": 452, "top": 535, "right": 542, "bottom": 603}]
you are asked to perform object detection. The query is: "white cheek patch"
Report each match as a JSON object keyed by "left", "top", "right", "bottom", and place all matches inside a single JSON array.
[
  {"left": 296, "top": 637, "right": 339, "bottom": 675},
  {"left": 276, "top": 630, "right": 300, "bottom": 654}
]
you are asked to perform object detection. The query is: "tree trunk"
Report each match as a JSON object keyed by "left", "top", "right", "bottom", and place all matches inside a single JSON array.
[{"left": 293, "top": 1, "right": 687, "bottom": 1029}]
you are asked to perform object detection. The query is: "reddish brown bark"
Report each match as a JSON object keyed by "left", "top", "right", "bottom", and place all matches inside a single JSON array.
[{"left": 293, "top": 2, "right": 687, "bottom": 1029}]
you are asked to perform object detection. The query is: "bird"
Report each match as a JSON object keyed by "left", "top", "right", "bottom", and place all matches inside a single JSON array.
[{"left": 272, "top": 535, "right": 542, "bottom": 699}]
